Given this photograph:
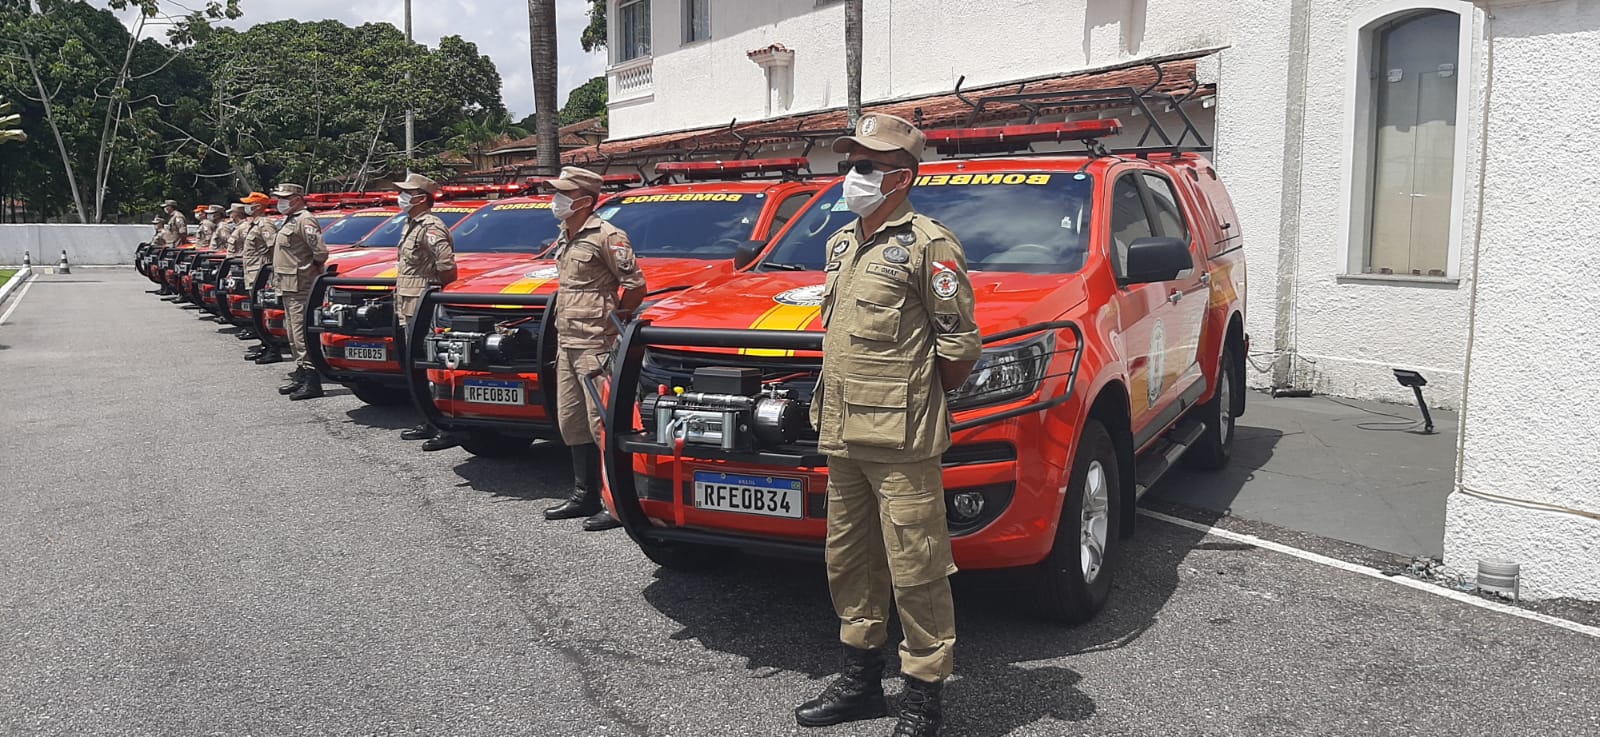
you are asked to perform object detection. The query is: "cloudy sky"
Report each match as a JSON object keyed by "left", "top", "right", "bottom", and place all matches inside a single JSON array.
[{"left": 129, "top": 0, "right": 608, "bottom": 118}]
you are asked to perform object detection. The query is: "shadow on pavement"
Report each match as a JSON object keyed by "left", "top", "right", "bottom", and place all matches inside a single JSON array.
[
  {"left": 344, "top": 404, "right": 417, "bottom": 431},
  {"left": 636, "top": 427, "right": 1282, "bottom": 736},
  {"left": 450, "top": 441, "right": 570, "bottom": 502},
  {"left": 1152, "top": 424, "right": 1284, "bottom": 519}
]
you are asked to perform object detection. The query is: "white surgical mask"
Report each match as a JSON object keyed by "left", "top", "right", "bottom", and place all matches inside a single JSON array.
[
  {"left": 843, "top": 168, "right": 899, "bottom": 217},
  {"left": 552, "top": 193, "right": 586, "bottom": 221},
  {"left": 275, "top": 198, "right": 292, "bottom": 214},
  {"left": 397, "top": 193, "right": 414, "bottom": 210}
]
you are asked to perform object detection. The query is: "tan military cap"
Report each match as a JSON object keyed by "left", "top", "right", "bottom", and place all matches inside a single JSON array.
[
  {"left": 228, "top": 203, "right": 247, "bottom": 214},
  {"left": 545, "top": 166, "right": 604, "bottom": 196},
  {"left": 206, "top": 204, "right": 224, "bottom": 214},
  {"left": 270, "top": 182, "right": 305, "bottom": 197},
  {"left": 151, "top": 215, "right": 164, "bottom": 224},
  {"left": 831, "top": 112, "right": 925, "bottom": 161},
  {"left": 162, "top": 199, "right": 178, "bottom": 208},
  {"left": 394, "top": 172, "right": 440, "bottom": 194}
]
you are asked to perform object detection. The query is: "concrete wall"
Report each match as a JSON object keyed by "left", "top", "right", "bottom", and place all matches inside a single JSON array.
[
  {"left": 0, "top": 225, "right": 150, "bottom": 266},
  {"left": 1444, "top": 0, "right": 1600, "bottom": 600}
]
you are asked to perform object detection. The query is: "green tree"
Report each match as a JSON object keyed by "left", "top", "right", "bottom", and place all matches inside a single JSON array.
[
  {"left": 559, "top": 75, "right": 607, "bottom": 126},
  {"left": 447, "top": 111, "right": 529, "bottom": 164},
  {"left": 581, "top": 0, "right": 606, "bottom": 52}
]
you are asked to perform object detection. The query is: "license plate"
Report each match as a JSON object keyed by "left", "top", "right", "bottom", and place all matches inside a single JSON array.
[
  {"left": 463, "top": 379, "right": 523, "bottom": 405},
  {"left": 692, "top": 471, "right": 804, "bottom": 519},
  {"left": 239, "top": 301, "right": 252, "bottom": 311},
  {"left": 344, "top": 342, "right": 387, "bottom": 362}
]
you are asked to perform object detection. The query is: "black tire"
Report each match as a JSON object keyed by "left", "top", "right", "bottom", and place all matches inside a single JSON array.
[
  {"left": 1183, "top": 341, "right": 1239, "bottom": 471},
  {"left": 349, "top": 381, "right": 410, "bottom": 406},
  {"left": 637, "top": 539, "right": 727, "bottom": 571},
  {"left": 460, "top": 430, "right": 533, "bottom": 458},
  {"left": 1034, "top": 418, "right": 1121, "bottom": 625}
]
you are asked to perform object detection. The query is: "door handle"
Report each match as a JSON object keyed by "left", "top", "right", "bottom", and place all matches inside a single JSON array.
[{"left": 1168, "top": 290, "right": 1183, "bottom": 304}]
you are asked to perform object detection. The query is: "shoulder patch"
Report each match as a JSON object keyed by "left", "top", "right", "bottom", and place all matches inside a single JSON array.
[
  {"left": 895, "top": 231, "right": 916, "bottom": 246},
  {"left": 931, "top": 270, "right": 960, "bottom": 300},
  {"left": 830, "top": 238, "right": 850, "bottom": 257}
]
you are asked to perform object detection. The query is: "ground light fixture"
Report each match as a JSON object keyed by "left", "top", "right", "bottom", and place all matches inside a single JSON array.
[
  {"left": 1392, "top": 368, "right": 1436, "bottom": 434},
  {"left": 1476, "top": 559, "right": 1521, "bottom": 601}
]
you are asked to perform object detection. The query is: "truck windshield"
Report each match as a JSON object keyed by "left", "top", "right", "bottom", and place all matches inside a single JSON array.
[
  {"left": 322, "top": 213, "right": 393, "bottom": 246},
  {"left": 449, "top": 201, "right": 563, "bottom": 254},
  {"left": 760, "top": 172, "right": 1095, "bottom": 274},
  {"left": 355, "top": 209, "right": 478, "bottom": 249},
  {"left": 597, "top": 192, "right": 767, "bottom": 259}
]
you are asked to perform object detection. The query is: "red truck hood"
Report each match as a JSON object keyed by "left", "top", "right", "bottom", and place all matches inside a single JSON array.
[
  {"left": 325, "top": 246, "right": 397, "bottom": 273},
  {"left": 440, "top": 256, "right": 734, "bottom": 296},
  {"left": 641, "top": 270, "right": 1089, "bottom": 348},
  {"left": 336, "top": 252, "right": 535, "bottom": 281}
]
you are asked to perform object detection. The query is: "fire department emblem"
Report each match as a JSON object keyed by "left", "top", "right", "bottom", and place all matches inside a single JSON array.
[
  {"left": 860, "top": 116, "right": 877, "bottom": 135},
  {"left": 524, "top": 266, "right": 559, "bottom": 280},
  {"left": 774, "top": 284, "right": 826, "bottom": 306},
  {"left": 1147, "top": 319, "right": 1167, "bottom": 407},
  {"left": 931, "top": 270, "right": 959, "bottom": 300}
]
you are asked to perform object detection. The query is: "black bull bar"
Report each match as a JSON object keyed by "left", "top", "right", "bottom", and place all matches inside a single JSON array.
[
  {"left": 403, "top": 287, "right": 561, "bottom": 436},
  {"left": 304, "top": 274, "right": 406, "bottom": 387},
  {"left": 597, "top": 318, "right": 1086, "bottom": 554}
]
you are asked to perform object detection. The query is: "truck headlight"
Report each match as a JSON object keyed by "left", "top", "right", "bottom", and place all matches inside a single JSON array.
[{"left": 947, "top": 333, "right": 1055, "bottom": 411}]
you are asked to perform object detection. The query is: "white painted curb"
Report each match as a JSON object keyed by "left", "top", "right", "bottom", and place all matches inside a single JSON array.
[{"left": 0, "top": 265, "right": 32, "bottom": 306}]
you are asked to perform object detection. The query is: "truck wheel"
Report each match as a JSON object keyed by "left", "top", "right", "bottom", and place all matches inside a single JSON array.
[
  {"left": 460, "top": 430, "right": 533, "bottom": 458},
  {"left": 637, "top": 539, "right": 726, "bottom": 571},
  {"left": 1183, "top": 342, "right": 1238, "bottom": 471},
  {"left": 349, "top": 382, "right": 410, "bottom": 406},
  {"left": 1034, "top": 419, "right": 1121, "bottom": 625}
]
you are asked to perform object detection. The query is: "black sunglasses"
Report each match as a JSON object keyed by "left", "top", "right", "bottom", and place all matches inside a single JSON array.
[{"left": 840, "top": 159, "right": 906, "bottom": 175}]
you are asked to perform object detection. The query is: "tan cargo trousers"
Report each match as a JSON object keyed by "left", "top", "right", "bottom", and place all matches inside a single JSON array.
[
  {"left": 281, "top": 288, "right": 311, "bottom": 369},
  {"left": 824, "top": 455, "right": 958, "bottom": 683},
  {"left": 555, "top": 346, "right": 607, "bottom": 446}
]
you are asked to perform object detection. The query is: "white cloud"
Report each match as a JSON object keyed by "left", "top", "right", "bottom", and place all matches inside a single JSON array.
[{"left": 119, "top": 0, "right": 607, "bottom": 118}]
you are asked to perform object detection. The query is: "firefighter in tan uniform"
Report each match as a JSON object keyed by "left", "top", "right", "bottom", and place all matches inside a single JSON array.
[
  {"left": 795, "top": 114, "right": 980, "bottom": 737},
  {"left": 238, "top": 193, "right": 279, "bottom": 362},
  {"left": 196, "top": 205, "right": 222, "bottom": 249},
  {"left": 268, "top": 183, "right": 328, "bottom": 400},
  {"left": 156, "top": 199, "right": 188, "bottom": 297},
  {"left": 541, "top": 167, "right": 645, "bottom": 532},
  {"left": 213, "top": 205, "right": 241, "bottom": 251},
  {"left": 389, "top": 173, "right": 463, "bottom": 449}
]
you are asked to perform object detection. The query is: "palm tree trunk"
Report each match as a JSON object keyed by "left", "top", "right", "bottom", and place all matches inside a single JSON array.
[
  {"left": 529, "top": 0, "right": 560, "bottom": 176},
  {"left": 845, "top": 0, "right": 863, "bottom": 130}
]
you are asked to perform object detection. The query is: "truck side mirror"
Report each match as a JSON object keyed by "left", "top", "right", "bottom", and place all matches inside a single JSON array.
[
  {"left": 1122, "top": 236, "right": 1192, "bottom": 284},
  {"left": 733, "top": 240, "right": 765, "bottom": 270}
]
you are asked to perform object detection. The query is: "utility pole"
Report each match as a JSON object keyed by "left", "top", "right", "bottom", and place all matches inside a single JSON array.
[{"left": 404, "top": 0, "right": 415, "bottom": 171}]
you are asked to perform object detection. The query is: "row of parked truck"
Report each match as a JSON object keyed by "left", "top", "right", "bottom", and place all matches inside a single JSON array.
[{"left": 133, "top": 86, "right": 1249, "bottom": 624}]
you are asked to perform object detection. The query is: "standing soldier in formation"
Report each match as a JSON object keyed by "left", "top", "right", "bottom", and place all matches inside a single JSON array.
[
  {"left": 157, "top": 199, "right": 188, "bottom": 297},
  {"left": 196, "top": 205, "right": 223, "bottom": 250},
  {"left": 213, "top": 204, "right": 242, "bottom": 252},
  {"left": 389, "top": 173, "right": 464, "bottom": 451},
  {"left": 239, "top": 192, "right": 278, "bottom": 363},
  {"left": 540, "top": 167, "right": 645, "bottom": 532},
  {"left": 269, "top": 183, "right": 328, "bottom": 401},
  {"left": 149, "top": 216, "right": 164, "bottom": 242},
  {"left": 793, "top": 113, "right": 980, "bottom": 737}
]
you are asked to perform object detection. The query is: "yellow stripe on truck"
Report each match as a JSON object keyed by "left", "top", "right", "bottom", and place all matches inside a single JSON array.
[
  {"left": 357, "top": 267, "right": 398, "bottom": 291},
  {"left": 739, "top": 303, "right": 821, "bottom": 357}
]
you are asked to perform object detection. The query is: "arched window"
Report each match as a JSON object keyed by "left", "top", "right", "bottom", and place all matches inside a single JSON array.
[{"left": 1363, "top": 10, "right": 1460, "bottom": 277}]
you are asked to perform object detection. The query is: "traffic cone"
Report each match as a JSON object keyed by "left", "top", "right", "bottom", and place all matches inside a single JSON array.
[
  {"left": 57, "top": 250, "right": 70, "bottom": 274},
  {"left": 22, "top": 250, "right": 30, "bottom": 268}
]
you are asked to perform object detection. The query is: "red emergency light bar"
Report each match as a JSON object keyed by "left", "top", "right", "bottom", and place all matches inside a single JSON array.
[
  {"left": 924, "top": 119, "right": 1123, "bottom": 154},
  {"left": 655, "top": 157, "right": 808, "bottom": 180}
]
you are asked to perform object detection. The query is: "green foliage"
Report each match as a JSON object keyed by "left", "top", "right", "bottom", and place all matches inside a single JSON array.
[
  {"left": 581, "top": 0, "right": 606, "bottom": 52},
  {"left": 559, "top": 76, "right": 607, "bottom": 126},
  {"left": 0, "top": 2, "right": 505, "bottom": 222}
]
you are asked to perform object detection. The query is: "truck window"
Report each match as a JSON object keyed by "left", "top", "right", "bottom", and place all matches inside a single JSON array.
[
  {"left": 1110, "top": 175, "right": 1154, "bottom": 276},
  {"left": 1142, "top": 173, "right": 1190, "bottom": 243}
]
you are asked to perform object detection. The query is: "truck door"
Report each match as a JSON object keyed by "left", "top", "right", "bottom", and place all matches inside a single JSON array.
[{"left": 1140, "top": 172, "right": 1208, "bottom": 405}]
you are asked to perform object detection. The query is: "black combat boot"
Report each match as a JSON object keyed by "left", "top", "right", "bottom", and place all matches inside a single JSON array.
[
  {"left": 891, "top": 677, "right": 944, "bottom": 737},
  {"left": 400, "top": 424, "right": 438, "bottom": 441},
  {"left": 254, "top": 344, "right": 283, "bottom": 364},
  {"left": 277, "top": 367, "right": 307, "bottom": 395},
  {"left": 420, "top": 430, "right": 463, "bottom": 451},
  {"left": 244, "top": 345, "right": 267, "bottom": 360},
  {"left": 794, "top": 646, "right": 887, "bottom": 727},
  {"left": 544, "top": 444, "right": 602, "bottom": 520},
  {"left": 582, "top": 510, "right": 622, "bottom": 532},
  {"left": 288, "top": 372, "right": 324, "bottom": 401}
]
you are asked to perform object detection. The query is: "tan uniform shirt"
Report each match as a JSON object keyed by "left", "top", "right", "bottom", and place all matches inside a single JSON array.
[
  {"left": 812, "top": 202, "right": 982, "bottom": 463},
  {"left": 270, "top": 209, "right": 326, "bottom": 293},
  {"left": 214, "top": 220, "right": 237, "bottom": 250},
  {"left": 196, "top": 218, "right": 217, "bottom": 249},
  {"left": 235, "top": 218, "right": 264, "bottom": 259},
  {"left": 164, "top": 210, "right": 188, "bottom": 246},
  {"left": 395, "top": 212, "right": 456, "bottom": 297},
  {"left": 553, "top": 215, "right": 646, "bottom": 349}
]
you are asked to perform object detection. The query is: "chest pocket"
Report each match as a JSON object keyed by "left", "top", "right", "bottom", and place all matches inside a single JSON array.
[
  {"left": 560, "top": 245, "right": 604, "bottom": 288},
  {"left": 849, "top": 277, "right": 907, "bottom": 343}
]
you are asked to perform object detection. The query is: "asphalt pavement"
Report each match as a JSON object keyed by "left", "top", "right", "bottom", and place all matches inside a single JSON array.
[{"left": 2, "top": 270, "right": 1597, "bottom": 737}]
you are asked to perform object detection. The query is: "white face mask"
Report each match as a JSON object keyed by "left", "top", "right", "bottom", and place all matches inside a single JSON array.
[
  {"left": 275, "top": 198, "right": 292, "bottom": 214},
  {"left": 396, "top": 193, "right": 413, "bottom": 210},
  {"left": 552, "top": 192, "right": 587, "bottom": 221},
  {"left": 843, "top": 168, "right": 901, "bottom": 217}
]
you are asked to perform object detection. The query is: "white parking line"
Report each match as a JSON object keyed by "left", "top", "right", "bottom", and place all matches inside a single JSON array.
[
  {"left": 1138, "top": 508, "right": 1600, "bottom": 639},
  {"left": 0, "top": 273, "right": 37, "bottom": 326}
]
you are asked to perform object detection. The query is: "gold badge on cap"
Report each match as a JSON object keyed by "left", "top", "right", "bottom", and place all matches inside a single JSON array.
[{"left": 860, "top": 116, "right": 877, "bottom": 135}]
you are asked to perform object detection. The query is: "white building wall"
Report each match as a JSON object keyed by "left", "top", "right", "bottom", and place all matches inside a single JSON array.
[{"left": 1443, "top": 0, "right": 1600, "bottom": 600}]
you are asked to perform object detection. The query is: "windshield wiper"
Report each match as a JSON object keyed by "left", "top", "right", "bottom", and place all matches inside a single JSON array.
[{"left": 763, "top": 262, "right": 807, "bottom": 271}]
